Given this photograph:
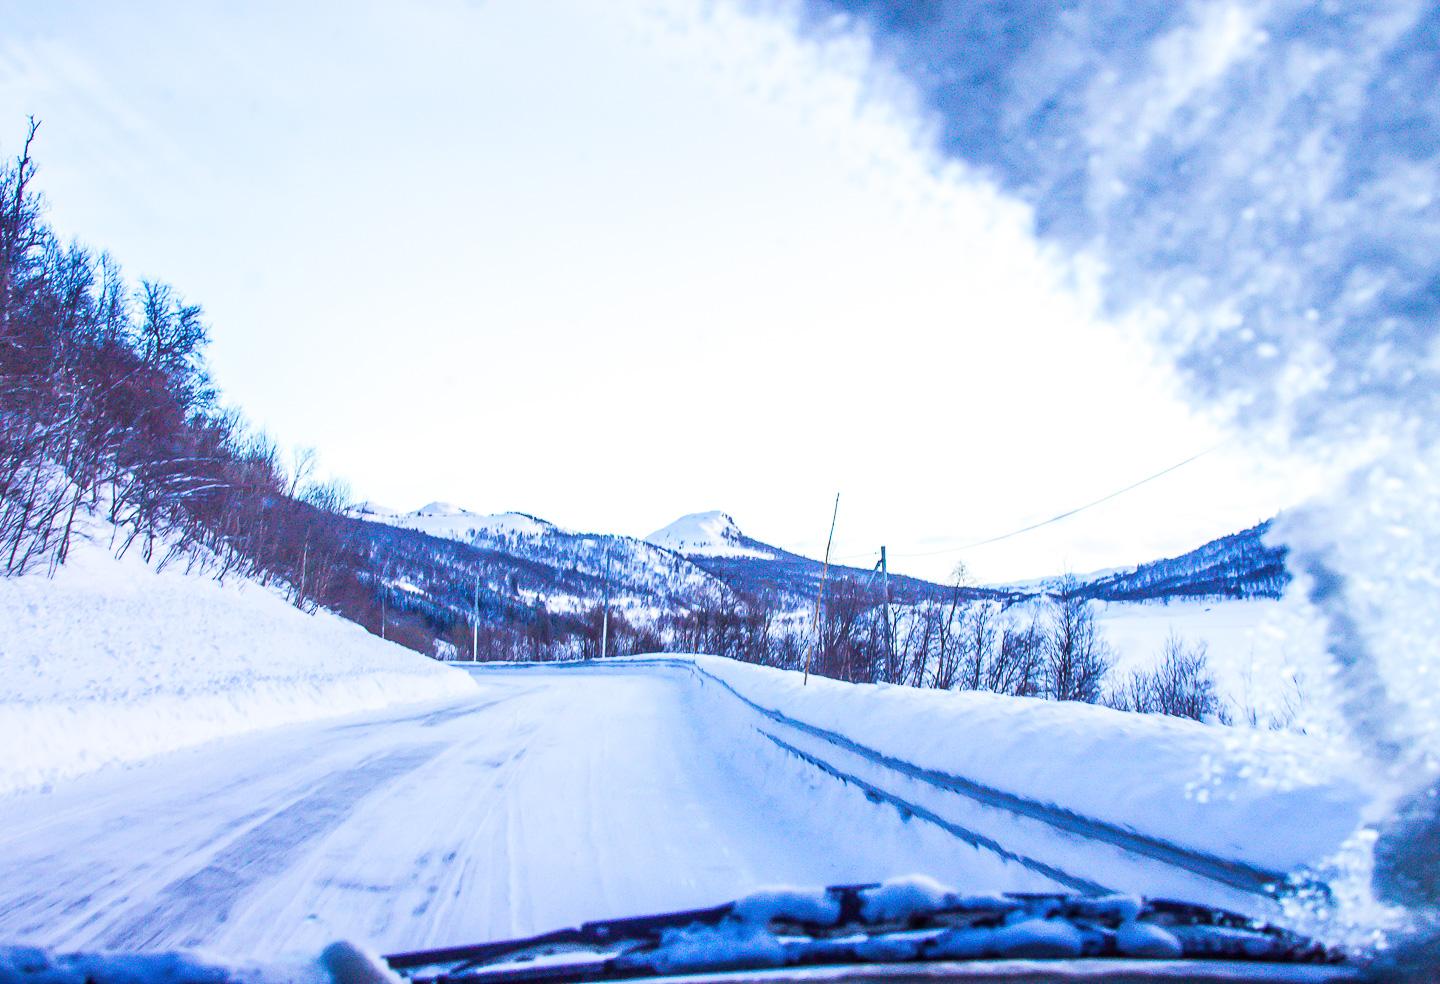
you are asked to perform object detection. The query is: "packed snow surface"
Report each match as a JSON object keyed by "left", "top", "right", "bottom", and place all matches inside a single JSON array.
[
  {"left": 0, "top": 665, "right": 1052, "bottom": 954},
  {"left": 0, "top": 657, "right": 1370, "bottom": 959},
  {"left": 645, "top": 511, "right": 774, "bottom": 558},
  {"left": 0, "top": 537, "right": 478, "bottom": 797}
]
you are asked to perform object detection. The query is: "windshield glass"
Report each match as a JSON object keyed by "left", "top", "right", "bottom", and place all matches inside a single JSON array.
[{"left": 0, "top": 1, "right": 1434, "bottom": 980}]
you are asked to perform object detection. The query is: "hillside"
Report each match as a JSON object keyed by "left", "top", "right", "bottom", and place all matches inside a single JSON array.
[
  {"left": 353, "top": 503, "right": 1294, "bottom": 669},
  {"left": 1077, "top": 521, "right": 1288, "bottom": 602},
  {"left": 354, "top": 505, "right": 976, "bottom": 648},
  {"left": 985, "top": 522, "right": 1288, "bottom": 603},
  {"left": 0, "top": 519, "right": 478, "bottom": 797},
  {"left": 347, "top": 504, "right": 740, "bottom": 658}
]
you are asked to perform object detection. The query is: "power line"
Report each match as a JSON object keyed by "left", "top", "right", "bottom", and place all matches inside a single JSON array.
[
  {"left": 834, "top": 445, "right": 1217, "bottom": 563},
  {"left": 895, "top": 446, "right": 1217, "bottom": 559}
]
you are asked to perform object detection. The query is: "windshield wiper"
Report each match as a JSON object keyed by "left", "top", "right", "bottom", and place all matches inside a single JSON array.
[{"left": 385, "top": 881, "right": 1355, "bottom": 983}]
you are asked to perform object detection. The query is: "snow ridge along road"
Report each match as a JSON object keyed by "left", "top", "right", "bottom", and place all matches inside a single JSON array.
[
  {"left": 0, "top": 659, "right": 1362, "bottom": 956},
  {"left": 679, "top": 660, "right": 1292, "bottom": 896}
]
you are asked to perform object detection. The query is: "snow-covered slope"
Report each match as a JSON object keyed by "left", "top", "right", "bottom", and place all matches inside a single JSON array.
[
  {"left": 645, "top": 511, "right": 776, "bottom": 559},
  {"left": 987, "top": 522, "right": 1288, "bottom": 602},
  {"left": 0, "top": 533, "right": 479, "bottom": 796},
  {"left": 655, "top": 655, "right": 1369, "bottom": 885},
  {"left": 1080, "top": 522, "right": 1289, "bottom": 602},
  {"left": 357, "top": 502, "right": 556, "bottom": 541}
]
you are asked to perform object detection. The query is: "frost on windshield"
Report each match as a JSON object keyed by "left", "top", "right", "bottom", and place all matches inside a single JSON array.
[{"left": 795, "top": 0, "right": 1440, "bottom": 967}]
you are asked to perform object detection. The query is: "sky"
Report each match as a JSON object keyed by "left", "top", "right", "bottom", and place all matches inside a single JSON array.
[{"left": 0, "top": 0, "right": 1321, "bottom": 583}]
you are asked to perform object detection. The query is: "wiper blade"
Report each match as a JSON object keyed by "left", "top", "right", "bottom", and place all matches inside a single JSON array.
[{"left": 385, "top": 880, "right": 1353, "bottom": 984}]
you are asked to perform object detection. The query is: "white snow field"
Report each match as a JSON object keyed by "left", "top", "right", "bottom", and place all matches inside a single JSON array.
[
  {"left": 0, "top": 658, "right": 1368, "bottom": 959},
  {"left": 1093, "top": 597, "right": 1328, "bottom": 727},
  {"left": 0, "top": 537, "right": 479, "bottom": 797}
]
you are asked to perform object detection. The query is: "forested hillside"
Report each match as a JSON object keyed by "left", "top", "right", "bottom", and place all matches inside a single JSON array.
[
  {"left": 1078, "top": 522, "right": 1288, "bottom": 602},
  {"left": 1, "top": 120, "right": 351, "bottom": 596}
]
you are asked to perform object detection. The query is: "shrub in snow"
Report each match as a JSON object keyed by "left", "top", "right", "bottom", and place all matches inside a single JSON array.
[{"left": 1107, "top": 633, "right": 1224, "bottom": 723}]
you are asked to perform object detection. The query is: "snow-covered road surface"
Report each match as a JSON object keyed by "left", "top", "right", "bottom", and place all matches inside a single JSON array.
[{"left": 0, "top": 665, "right": 1053, "bottom": 956}]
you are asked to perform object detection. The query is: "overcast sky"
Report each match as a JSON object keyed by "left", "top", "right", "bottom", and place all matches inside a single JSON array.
[{"left": 0, "top": 0, "right": 1320, "bottom": 582}]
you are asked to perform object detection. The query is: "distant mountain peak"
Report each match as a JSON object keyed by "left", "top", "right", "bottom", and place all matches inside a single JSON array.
[
  {"left": 415, "top": 501, "right": 470, "bottom": 517},
  {"left": 645, "top": 511, "right": 773, "bottom": 558}
]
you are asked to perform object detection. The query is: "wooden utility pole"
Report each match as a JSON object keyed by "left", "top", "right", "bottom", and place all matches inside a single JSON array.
[
  {"left": 599, "top": 541, "right": 612, "bottom": 660},
  {"left": 472, "top": 569, "right": 480, "bottom": 662},
  {"left": 803, "top": 493, "right": 840, "bottom": 686},
  {"left": 881, "top": 544, "right": 893, "bottom": 669}
]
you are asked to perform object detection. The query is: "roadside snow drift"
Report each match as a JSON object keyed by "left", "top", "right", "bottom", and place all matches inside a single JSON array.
[
  {"left": 0, "top": 539, "right": 478, "bottom": 797},
  {"left": 650, "top": 656, "right": 1370, "bottom": 881}
]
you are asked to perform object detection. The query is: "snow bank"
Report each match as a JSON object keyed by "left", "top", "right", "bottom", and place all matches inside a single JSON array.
[
  {"left": 0, "top": 539, "right": 479, "bottom": 797},
  {"left": 647, "top": 655, "right": 1369, "bottom": 878}
]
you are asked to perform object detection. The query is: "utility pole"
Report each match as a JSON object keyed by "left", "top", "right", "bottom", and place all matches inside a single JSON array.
[
  {"left": 472, "top": 569, "right": 480, "bottom": 662},
  {"left": 803, "top": 493, "right": 840, "bottom": 686},
  {"left": 881, "top": 545, "right": 893, "bottom": 673},
  {"left": 599, "top": 541, "right": 612, "bottom": 660}
]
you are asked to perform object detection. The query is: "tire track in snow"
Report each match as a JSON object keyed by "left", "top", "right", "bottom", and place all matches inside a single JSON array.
[
  {"left": 325, "top": 692, "right": 528, "bottom": 731},
  {"left": 579, "top": 659, "right": 1289, "bottom": 899},
  {"left": 689, "top": 664, "right": 1287, "bottom": 897},
  {"left": 100, "top": 743, "right": 447, "bottom": 949},
  {"left": 756, "top": 729, "right": 1106, "bottom": 894}
]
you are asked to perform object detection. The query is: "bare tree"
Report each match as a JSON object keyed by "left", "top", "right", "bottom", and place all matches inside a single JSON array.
[
  {"left": 662, "top": 587, "right": 776, "bottom": 665},
  {"left": 989, "top": 608, "right": 1045, "bottom": 697},
  {"left": 0, "top": 117, "right": 42, "bottom": 344},
  {"left": 928, "top": 563, "right": 969, "bottom": 689},
  {"left": 813, "top": 575, "right": 882, "bottom": 683},
  {"left": 1109, "top": 633, "right": 1224, "bottom": 721},
  {"left": 958, "top": 600, "right": 998, "bottom": 690},
  {"left": 894, "top": 602, "right": 939, "bottom": 687},
  {"left": 1044, "top": 575, "right": 1111, "bottom": 702}
]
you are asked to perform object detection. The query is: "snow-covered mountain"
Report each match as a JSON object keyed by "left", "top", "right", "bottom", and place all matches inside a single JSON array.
[
  {"left": 647, "top": 512, "right": 987, "bottom": 607},
  {"left": 354, "top": 499, "right": 1292, "bottom": 663},
  {"left": 359, "top": 502, "right": 557, "bottom": 541},
  {"left": 348, "top": 504, "right": 738, "bottom": 656},
  {"left": 645, "top": 511, "right": 775, "bottom": 559}
]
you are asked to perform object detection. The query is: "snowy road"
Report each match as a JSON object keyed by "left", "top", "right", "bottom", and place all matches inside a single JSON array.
[{"left": 0, "top": 664, "right": 1054, "bottom": 956}]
